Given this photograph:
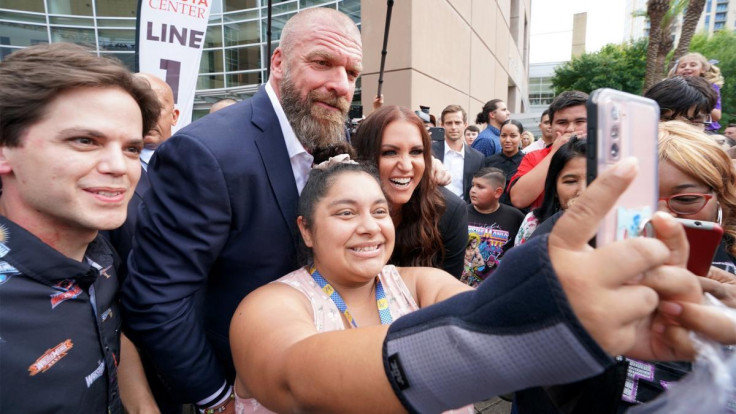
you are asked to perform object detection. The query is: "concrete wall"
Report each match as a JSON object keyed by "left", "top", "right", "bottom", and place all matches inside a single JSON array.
[{"left": 360, "top": 0, "right": 530, "bottom": 122}]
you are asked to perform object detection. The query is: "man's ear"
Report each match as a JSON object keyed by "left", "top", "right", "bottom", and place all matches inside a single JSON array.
[
  {"left": 297, "top": 216, "right": 313, "bottom": 247},
  {"left": 270, "top": 47, "right": 285, "bottom": 82},
  {"left": 0, "top": 147, "right": 13, "bottom": 174},
  {"left": 171, "top": 108, "right": 180, "bottom": 127}
]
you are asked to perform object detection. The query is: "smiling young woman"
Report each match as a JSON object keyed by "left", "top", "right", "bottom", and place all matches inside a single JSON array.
[
  {"left": 352, "top": 105, "right": 468, "bottom": 278},
  {"left": 229, "top": 162, "right": 473, "bottom": 413}
]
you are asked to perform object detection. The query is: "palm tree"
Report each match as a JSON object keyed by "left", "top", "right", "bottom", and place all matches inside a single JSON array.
[
  {"left": 655, "top": 0, "right": 688, "bottom": 81},
  {"left": 671, "top": 0, "right": 707, "bottom": 69},
  {"left": 644, "top": 0, "right": 671, "bottom": 90}
]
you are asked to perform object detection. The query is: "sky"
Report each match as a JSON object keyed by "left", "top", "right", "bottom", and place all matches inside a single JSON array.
[{"left": 530, "top": 0, "right": 629, "bottom": 63}]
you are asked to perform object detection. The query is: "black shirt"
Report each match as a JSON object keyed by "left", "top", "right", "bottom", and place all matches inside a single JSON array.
[
  {"left": 484, "top": 151, "right": 524, "bottom": 205},
  {"left": 0, "top": 217, "right": 122, "bottom": 413}
]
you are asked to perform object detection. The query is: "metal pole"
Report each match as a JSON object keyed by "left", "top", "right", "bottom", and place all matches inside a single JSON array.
[
  {"left": 377, "top": 0, "right": 394, "bottom": 98},
  {"left": 266, "top": 0, "right": 273, "bottom": 80}
]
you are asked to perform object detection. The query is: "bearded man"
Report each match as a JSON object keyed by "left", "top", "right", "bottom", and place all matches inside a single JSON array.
[{"left": 121, "top": 7, "right": 361, "bottom": 413}]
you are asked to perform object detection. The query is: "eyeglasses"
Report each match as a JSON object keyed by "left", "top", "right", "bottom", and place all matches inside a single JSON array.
[{"left": 658, "top": 192, "right": 714, "bottom": 215}]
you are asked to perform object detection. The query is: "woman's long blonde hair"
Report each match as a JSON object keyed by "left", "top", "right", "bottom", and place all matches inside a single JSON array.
[
  {"left": 659, "top": 120, "right": 736, "bottom": 256},
  {"left": 668, "top": 52, "right": 724, "bottom": 87}
]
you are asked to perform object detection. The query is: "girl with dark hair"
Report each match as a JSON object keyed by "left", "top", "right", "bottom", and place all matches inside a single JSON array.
[
  {"left": 514, "top": 137, "right": 586, "bottom": 245},
  {"left": 352, "top": 105, "right": 468, "bottom": 277},
  {"left": 230, "top": 162, "right": 474, "bottom": 413}
]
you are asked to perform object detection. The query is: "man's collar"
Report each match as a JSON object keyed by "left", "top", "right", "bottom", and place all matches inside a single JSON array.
[
  {"left": 444, "top": 140, "right": 465, "bottom": 157},
  {"left": 265, "top": 82, "right": 309, "bottom": 159},
  {"left": 487, "top": 124, "right": 501, "bottom": 135}
]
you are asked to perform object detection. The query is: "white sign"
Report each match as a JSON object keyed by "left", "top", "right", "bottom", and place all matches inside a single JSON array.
[{"left": 136, "top": 0, "right": 213, "bottom": 132}]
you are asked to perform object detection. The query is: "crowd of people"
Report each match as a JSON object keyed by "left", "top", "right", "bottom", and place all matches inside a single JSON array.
[{"left": 1, "top": 6, "right": 736, "bottom": 414}]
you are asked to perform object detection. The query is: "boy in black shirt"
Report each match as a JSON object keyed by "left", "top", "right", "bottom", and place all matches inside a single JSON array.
[{"left": 461, "top": 167, "right": 524, "bottom": 286}]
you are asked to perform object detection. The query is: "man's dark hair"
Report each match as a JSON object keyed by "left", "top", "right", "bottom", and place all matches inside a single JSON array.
[
  {"left": 541, "top": 109, "right": 550, "bottom": 120},
  {"left": 644, "top": 76, "right": 717, "bottom": 122},
  {"left": 476, "top": 99, "right": 504, "bottom": 124},
  {"left": 548, "top": 91, "right": 588, "bottom": 123},
  {"left": 465, "top": 125, "right": 480, "bottom": 134},
  {"left": 0, "top": 43, "right": 160, "bottom": 147}
]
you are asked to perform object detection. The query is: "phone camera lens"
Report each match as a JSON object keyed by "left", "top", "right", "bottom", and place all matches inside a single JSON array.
[
  {"left": 611, "top": 105, "right": 620, "bottom": 120},
  {"left": 610, "top": 124, "right": 619, "bottom": 139},
  {"left": 610, "top": 143, "right": 620, "bottom": 160}
]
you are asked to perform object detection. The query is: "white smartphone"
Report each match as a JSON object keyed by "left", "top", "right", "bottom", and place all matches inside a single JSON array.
[{"left": 586, "top": 88, "right": 660, "bottom": 247}]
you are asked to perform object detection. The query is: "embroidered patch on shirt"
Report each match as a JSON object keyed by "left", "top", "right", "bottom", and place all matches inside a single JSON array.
[
  {"left": 85, "top": 360, "right": 105, "bottom": 388},
  {"left": 50, "top": 279, "right": 83, "bottom": 309},
  {"left": 28, "top": 339, "right": 74, "bottom": 376},
  {"left": 0, "top": 224, "right": 10, "bottom": 258}
]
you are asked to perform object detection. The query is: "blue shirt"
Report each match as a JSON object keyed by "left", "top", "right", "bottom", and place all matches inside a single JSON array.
[{"left": 471, "top": 125, "right": 501, "bottom": 156}]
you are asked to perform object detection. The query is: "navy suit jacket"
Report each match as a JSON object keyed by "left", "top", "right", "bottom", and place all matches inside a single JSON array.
[
  {"left": 121, "top": 87, "right": 300, "bottom": 402},
  {"left": 102, "top": 166, "right": 149, "bottom": 279},
  {"left": 431, "top": 140, "right": 485, "bottom": 201}
]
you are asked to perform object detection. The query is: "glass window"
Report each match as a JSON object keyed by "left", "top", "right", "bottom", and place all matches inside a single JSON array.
[
  {"left": 1, "top": 0, "right": 45, "bottom": 13},
  {"left": 48, "top": 0, "right": 93, "bottom": 15},
  {"left": 224, "top": 20, "right": 260, "bottom": 46},
  {"left": 97, "top": 18, "right": 136, "bottom": 28},
  {"left": 225, "top": 45, "right": 261, "bottom": 71},
  {"left": 198, "top": 74, "right": 225, "bottom": 90},
  {"left": 206, "top": 23, "right": 223, "bottom": 48},
  {"left": 338, "top": 0, "right": 360, "bottom": 24},
  {"left": 300, "top": 0, "right": 336, "bottom": 8},
  {"left": 225, "top": 0, "right": 258, "bottom": 12},
  {"left": 261, "top": 13, "right": 290, "bottom": 43},
  {"left": 95, "top": 0, "right": 138, "bottom": 17},
  {"left": 227, "top": 71, "right": 261, "bottom": 87},
  {"left": 262, "top": 1, "right": 299, "bottom": 15},
  {"left": 49, "top": 16, "right": 94, "bottom": 26},
  {"left": 210, "top": 0, "right": 223, "bottom": 14},
  {"left": 101, "top": 52, "right": 135, "bottom": 71},
  {"left": 50, "top": 26, "right": 96, "bottom": 46},
  {"left": 223, "top": 9, "right": 259, "bottom": 23},
  {"left": 200, "top": 49, "right": 224, "bottom": 73},
  {"left": 0, "top": 22, "right": 49, "bottom": 46},
  {"left": 0, "top": 10, "right": 47, "bottom": 24},
  {"left": 98, "top": 29, "right": 135, "bottom": 51}
]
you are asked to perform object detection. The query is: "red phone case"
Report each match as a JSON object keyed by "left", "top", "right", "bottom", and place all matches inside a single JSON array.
[{"left": 678, "top": 219, "right": 724, "bottom": 276}]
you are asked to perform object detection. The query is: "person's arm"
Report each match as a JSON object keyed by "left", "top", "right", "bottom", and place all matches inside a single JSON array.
[
  {"left": 121, "top": 135, "right": 232, "bottom": 405},
  {"left": 230, "top": 157, "right": 728, "bottom": 414},
  {"left": 230, "top": 283, "right": 404, "bottom": 413},
  {"left": 509, "top": 132, "right": 574, "bottom": 209},
  {"left": 712, "top": 84, "right": 722, "bottom": 122},
  {"left": 118, "top": 334, "right": 160, "bottom": 414},
  {"left": 437, "top": 190, "right": 468, "bottom": 278}
]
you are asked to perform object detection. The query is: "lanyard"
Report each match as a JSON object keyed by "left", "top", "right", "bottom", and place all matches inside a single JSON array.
[{"left": 308, "top": 266, "right": 393, "bottom": 328}]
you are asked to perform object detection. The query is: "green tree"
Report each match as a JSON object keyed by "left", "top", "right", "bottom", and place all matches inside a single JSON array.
[
  {"left": 551, "top": 39, "right": 648, "bottom": 95},
  {"left": 687, "top": 30, "right": 736, "bottom": 129}
]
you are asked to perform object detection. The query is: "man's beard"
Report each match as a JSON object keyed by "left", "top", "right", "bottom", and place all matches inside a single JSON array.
[{"left": 280, "top": 71, "right": 350, "bottom": 152}]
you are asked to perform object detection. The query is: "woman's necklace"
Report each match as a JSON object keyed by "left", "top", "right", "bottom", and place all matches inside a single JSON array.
[{"left": 308, "top": 266, "right": 393, "bottom": 328}]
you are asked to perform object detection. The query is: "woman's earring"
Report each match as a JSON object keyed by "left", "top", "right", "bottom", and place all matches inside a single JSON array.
[{"left": 717, "top": 203, "right": 723, "bottom": 225}]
